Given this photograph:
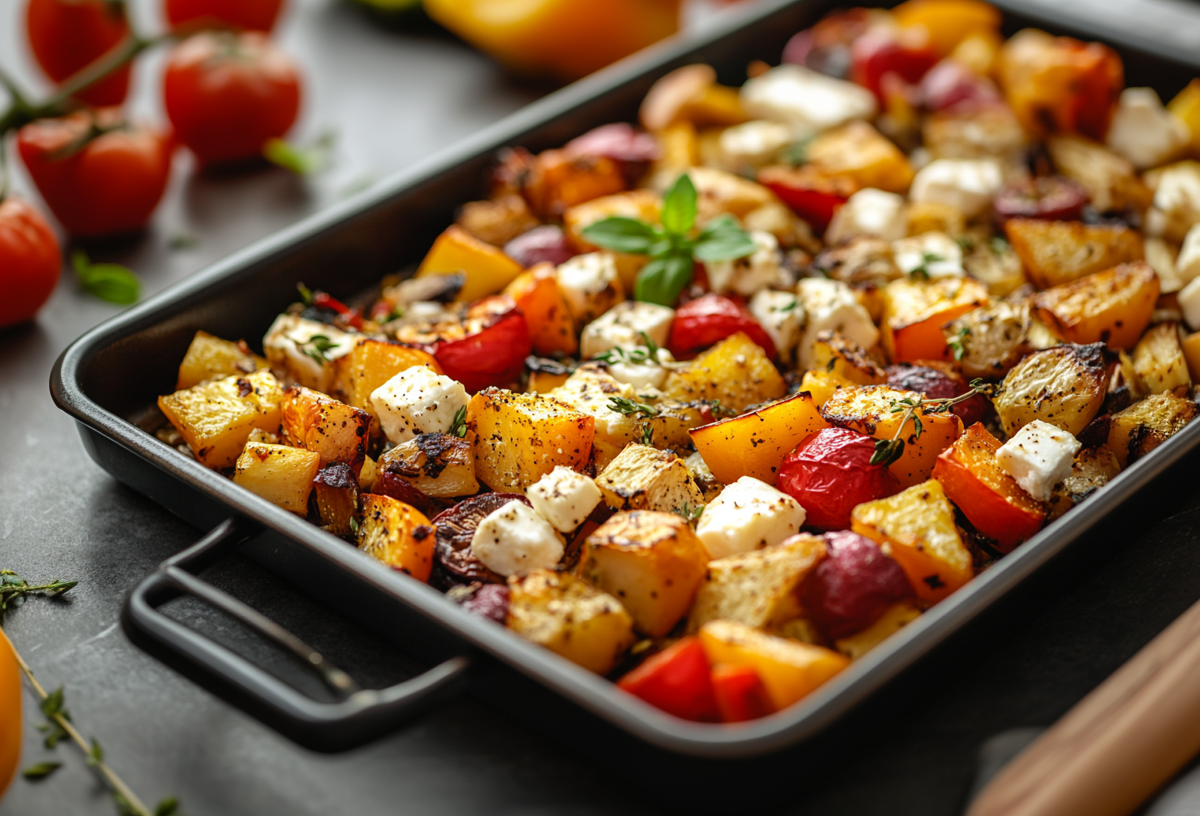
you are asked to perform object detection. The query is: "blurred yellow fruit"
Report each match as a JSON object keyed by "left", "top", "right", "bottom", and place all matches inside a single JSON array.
[{"left": 0, "top": 627, "right": 21, "bottom": 799}]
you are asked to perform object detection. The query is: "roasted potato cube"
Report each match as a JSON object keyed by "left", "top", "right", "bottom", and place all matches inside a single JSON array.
[
  {"left": 357, "top": 494, "right": 436, "bottom": 582},
  {"left": 882, "top": 277, "right": 989, "bottom": 363},
  {"left": 548, "top": 363, "right": 640, "bottom": 471},
  {"left": 232, "top": 441, "right": 320, "bottom": 514},
  {"left": 1107, "top": 391, "right": 1199, "bottom": 467},
  {"left": 698, "top": 620, "right": 849, "bottom": 710},
  {"left": 1045, "top": 136, "right": 1152, "bottom": 215},
  {"left": 416, "top": 224, "right": 525, "bottom": 303},
  {"left": 1047, "top": 444, "right": 1122, "bottom": 521},
  {"left": 663, "top": 332, "right": 787, "bottom": 414},
  {"left": 467, "top": 388, "right": 595, "bottom": 492},
  {"left": 812, "top": 331, "right": 887, "bottom": 385},
  {"left": 313, "top": 462, "right": 360, "bottom": 536},
  {"left": 994, "top": 344, "right": 1108, "bottom": 437},
  {"left": 376, "top": 433, "right": 480, "bottom": 498},
  {"left": 595, "top": 444, "right": 704, "bottom": 514},
  {"left": 851, "top": 479, "right": 974, "bottom": 604},
  {"left": 581, "top": 510, "right": 708, "bottom": 638},
  {"left": 331, "top": 338, "right": 441, "bottom": 417},
  {"left": 456, "top": 194, "right": 539, "bottom": 247},
  {"left": 921, "top": 107, "right": 1026, "bottom": 161},
  {"left": 1031, "top": 262, "right": 1159, "bottom": 350},
  {"left": 506, "top": 569, "right": 635, "bottom": 675},
  {"left": 834, "top": 602, "right": 922, "bottom": 660},
  {"left": 563, "top": 190, "right": 659, "bottom": 293},
  {"left": 962, "top": 232, "right": 1028, "bottom": 297},
  {"left": 690, "top": 393, "right": 829, "bottom": 485},
  {"left": 158, "top": 370, "right": 285, "bottom": 470},
  {"left": 1005, "top": 218, "right": 1144, "bottom": 290},
  {"left": 637, "top": 400, "right": 708, "bottom": 452},
  {"left": 280, "top": 386, "right": 371, "bottom": 473},
  {"left": 1132, "top": 322, "right": 1191, "bottom": 396},
  {"left": 942, "top": 301, "right": 1032, "bottom": 380},
  {"left": 808, "top": 121, "right": 915, "bottom": 194},
  {"left": 797, "top": 370, "right": 853, "bottom": 408},
  {"left": 176, "top": 331, "right": 269, "bottom": 390},
  {"left": 687, "top": 533, "right": 827, "bottom": 633},
  {"left": 822, "top": 385, "right": 963, "bottom": 489}
]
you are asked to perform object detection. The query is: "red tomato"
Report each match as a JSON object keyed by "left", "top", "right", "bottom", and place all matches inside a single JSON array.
[
  {"left": 163, "top": 32, "right": 301, "bottom": 165},
  {"left": 850, "top": 26, "right": 938, "bottom": 102},
  {"left": 16, "top": 109, "right": 173, "bottom": 238},
  {"left": 25, "top": 0, "right": 131, "bottom": 107},
  {"left": 776, "top": 427, "right": 897, "bottom": 531},
  {"left": 616, "top": 637, "right": 719, "bottom": 722},
  {"left": 398, "top": 298, "right": 533, "bottom": 393},
  {"left": 164, "top": 0, "right": 285, "bottom": 32},
  {"left": 711, "top": 664, "right": 775, "bottom": 723},
  {"left": 918, "top": 59, "right": 1000, "bottom": 112},
  {"left": 0, "top": 197, "right": 62, "bottom": 328},
  {"left": 757, "top": 165, "right": 855, "bottom": 232},
  {"left": 804, "top": 530, "right": 914, "bottom": 639},
  {"left": 668, "top": 293, "right": 777, "bottom": 359}
]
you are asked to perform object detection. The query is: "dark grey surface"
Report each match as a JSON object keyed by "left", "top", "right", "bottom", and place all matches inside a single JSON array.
[{"left": 5, "top": 0, "right": 1200, "bottom": 814}]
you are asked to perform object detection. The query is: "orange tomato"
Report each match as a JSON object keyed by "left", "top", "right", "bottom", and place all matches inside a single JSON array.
[{"left": 0, "top": 627, "right": 22, "bottom": 799}]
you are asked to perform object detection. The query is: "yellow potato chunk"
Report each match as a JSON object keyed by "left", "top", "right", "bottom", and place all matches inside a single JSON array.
[
  {"left": 663, "top": 332, "right": 786, "bottom": 414},
  {"left": 468, "top": 388, "right": 595, "bottom": 492},
  {"left": 358, "top": 495, "right": 436, "bottom": 583},
  {"left": 158, "top": 370, "right": 285, "bottom": 470},
  {"left": 416, "top": 224, "right": 524, "bottom": 303},
  {"left": 1132, "top": 322, "right": 1191, "bottom": 396},
  {"left": 811, "top": 331, "right": 887, "bottom": 386},
  {"left": 690, "top": 392, "right": 829, "bottom": 485},
  {"left": 594, "top": 444, "right": 704, "bottom": 514},
  {"left": 993, "top": 344, "right": 1108, "bottom": 437},
  {"left": 233, "top": 442, "right": 320, "bottom": 514},
  {"left": 834, "top": 602, "right": 922, "bottom": 660},
  {"left": 851, "top": 479, "right": 973, "bottom": 604},
  {"left": 581, "top": 510, "right": 708, "bottom": 638},
  {"left": 176, "top": 331, "right": 268, "bottom": 390},
  {"left": 808, "top": 120, "right": 915, "bottom": 194},
  {"left": 280, "top": 386, "right": 371, "bottom": 473},
  {"left": 1107, "top": 391, "right": 1199, "bottom": 468},
  {"left": 1006, "top": 218, "right": 1144, "bottom": 289},
  {"left": 1031, "top": 262, "right": 1159, "bottom": 350}
]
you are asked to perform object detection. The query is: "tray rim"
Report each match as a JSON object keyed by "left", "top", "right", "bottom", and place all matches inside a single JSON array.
[{"left": 49, "top": 0, "right": 1200, "bottom": 758}]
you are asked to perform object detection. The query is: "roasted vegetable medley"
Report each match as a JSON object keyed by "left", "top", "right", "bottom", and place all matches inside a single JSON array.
[{"left": 156, "top": 0, "right": 1200, "bottom": 724}]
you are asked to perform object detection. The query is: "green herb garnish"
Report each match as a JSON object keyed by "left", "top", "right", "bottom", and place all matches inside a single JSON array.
[{"left": 72, "top": 251, "right": 140, "bottom": 305}]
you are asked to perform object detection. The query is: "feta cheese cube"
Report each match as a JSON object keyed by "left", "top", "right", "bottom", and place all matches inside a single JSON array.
[
  {"left": 891, "top": 231, "right": 965, "bottom": 279},
  {"left": 996, "top": 420, "right": 1081, "bottom": 502},
  {"left": 825, "top": 188, "right": 907, "bottom": 245},
  {"left": 1178, "top": 275, "right": 1200, "bottom": 330},
  {"left": 369, "top": 366, "right": 469, "bottom": 445},
  {"left": 526, "top": 466, "right": 603, "bottom": 534},
  {"left": 694, "top": 476, "right": 806, "bottom": 561},
  {"left": 556, "top": 252, "right": 622, "bottom": 326},
  {"left": 263, "top": 314, "right": 358, "bottom": 392},
  {"left": 909, "top": 158, "right": 1003, "bottom": 220},
  {"left": 608, "top": 347, "right": 675, "bottom": 390},
  {"left": 717, "top": 120, "right": 794, "bottom": 170},
  {"left": 795, "top": 277, "right": 880, "bottom": 370},
  {"left": 1177, "top": 224, "right": 1200, "bottom": 286},
  {"left": 579, "top": 300, "right": 675, "bottom": 360},
  {"left": 741, "top": 64, "right": 877, "bottom": 134},
  {"left": 472, "top": 500, "right": 565, "bottom": 577},
  {"left": 1148, "top": 162, "right": 1200, "bottom": 242},
  {"left": 1106, "top": 88, "right": 1190, "bottom": 171},
  {"left": 704, "top": 230, "right": 784, "bottom": 297},
  {"left": 1145, "top": 237, "right": 1184, "bottom": 293},
  {"left": 749, "top": 289, "right": 803, "bottom": 364}
]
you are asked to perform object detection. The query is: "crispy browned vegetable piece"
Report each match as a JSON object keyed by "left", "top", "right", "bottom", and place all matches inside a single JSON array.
[
  {"left": 942, "top": 301, "right": 1032, "bottom": 380},
  {"left": 1107, "top": 391, "right": 1199, "bottom": 467},
  {"left": 1006, "top": 218, "right": 1144, "bottom": 289},
  {"left": 663, "top": 331, "right": 786, "bottom": 414},
  {"left": 1046, "top": 445, "right": 1122, "bottom": 521},
  {"left": 1031, "top": 262, "right": 1159, "bottom": 350},
  {"left": 158, "top": 370, "right": 285, "bottom": 470},
  {"left": 1132, "top": 322, "right": 1192, "bottom": 396},
  {"left": 993, "top": 344, "right": 1109, "bottom": 437}
]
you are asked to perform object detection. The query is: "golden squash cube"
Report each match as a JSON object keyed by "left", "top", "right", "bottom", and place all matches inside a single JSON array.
[
  {"left": 663, "top": 331, "right": 786, "bottom": 414},
  {"left": 1132, "top": 322, "right": 1191, "bottom": 396},
  {"left": 834, "top": 602, "right": 922, "bottom": 660},
  {"left": 233, "top": 441, "right": 320, "bottom": 514},
  {"left": 281, "top": 386, "right": 371, "bottom": 474},
  {"left": 1107, "top": 391, "right": 1199, "bottom": 468},
  {"left": 176, "top": 331, "right": 268, "bottom": 390},
  {"left": 811, "top": 331, "right": 886, "bottom": 386},
  {"left": 158, "top": 370, "right": 285, "bottom": 470},
  {"left": 468, "top": 388, "right": 595, "bottom": 492},
  {"left": 808, "top": 120, "right": 915, "bottom": 194},
  {"left": 1006, "top": 218, "right": 1144, "bottom": 289},
  {"left": 594, "top": 444, "right": 704, "bottom": 514},
  {"left": 1032, "top": 262, "right": 1159, "bottom": 350},
  {"left": 690, "top": 392, "right": 829, "bottom": 485},
  {"left": 882, "top": 276, "right": 989, "bottom": 363},
  {"left": 507, "top": 569, "right": 635, "bottom": 675},
  {"left": 581, "top": 510, "right": 708, "bottom": 637},
  {"left": 547, "top": 363, "right": 640, "bottom": 468},
  {"left": 358, "top": 494, "right": 436, "bottom": 582},
  {"left": 851, "top": 479, "right": 973, "bottom": 604},
  {"left": 416, "top": 224, "right": 524, "bottom": 303},
  {"left": 331, "top": 338, "right": 441, "bottom": 416}
]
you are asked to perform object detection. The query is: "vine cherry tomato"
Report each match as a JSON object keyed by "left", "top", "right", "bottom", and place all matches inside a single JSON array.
[
  {"left": 164, "top": 0, "right": 286, "bottom": 32},
  {"left": 163, "top": 31, "right": 302, "bottom": 165},
  {"left": 17, "top": 109, "right": 173, "bottom": 238},
  {"left": 0, "top": 197, "right": 60, "bottom": 329},
  {"left": 776, "top": 427, "right": 898, "bottom": 530},
  {"left": 668, "top": 293, "right": 777, "bottom": 359},
  {"left": 25, "top": 0, "right": 131, "bottom": 107}
]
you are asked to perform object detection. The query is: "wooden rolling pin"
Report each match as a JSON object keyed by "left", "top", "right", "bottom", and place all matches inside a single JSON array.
[{"left": 967, "top": 596, "right": 1200, "bottom": 816}]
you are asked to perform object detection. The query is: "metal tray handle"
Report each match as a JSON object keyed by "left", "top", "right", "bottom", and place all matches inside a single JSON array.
[{"left": 121, "top": 519, "right": 471, "bottom": 752}]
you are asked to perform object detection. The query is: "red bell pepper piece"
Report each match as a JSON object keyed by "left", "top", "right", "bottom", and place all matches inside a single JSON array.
[
  {"left": 432, "top": 309, "right": 531, "bottom": 394},
  {"left": 616, "top": 637, "right": 719, "bottom": 722},
  {"left": 313, "top": 291, "right": 364, "bottom": 331},
  {"left": 757, "top": 165, "right": 856, "bottom": 233},
  {"left": 668, "top": 293, "right": 777, "bottom": 360},
  {"left": 850, "top": 26, "right": 938, "bottom": 103},
  {"left": 712, "top": 664, "right": 775, "bottom": 723}
]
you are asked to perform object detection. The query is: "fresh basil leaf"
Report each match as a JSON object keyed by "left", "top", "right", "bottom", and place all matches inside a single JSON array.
[
  {"left": 72, "top": 251, "right": 141, "bottom": 305},
  {"left": 694, "top": 218, "right": 758, "bottom": 262},
  {"left": 660, "top": 173, "right": 698, "bottom": 237},
  {"left": 580, "top": 216, "right": 659, "bottom": 254},
  {"left": 635, "top": 253, "right": 693, "bottom": 306}
]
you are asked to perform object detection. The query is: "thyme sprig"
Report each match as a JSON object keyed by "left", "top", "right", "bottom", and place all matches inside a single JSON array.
[
  {"left": 449, "top": 405, "right": 468, "bottom": 438},
  {"left": 908, "top": 252, "right": 944, "bottom": 282},
  {"left": 0, "top": 571, "right": 76, "bottom": 619},
  {"left": 291, "top": 334, "right": 337, "bottom": 365},
  {"left": 949, "top": 325, "right": 971, "bottom": 362},
  {"left": 593, "top": 332, "right": 685, "bottom": 369},
  {"left": 869, "top": 379, "right": 993, "bottom": 466},
  {"left": 607, "top": 396, "right": 659, "bottom": 418}
]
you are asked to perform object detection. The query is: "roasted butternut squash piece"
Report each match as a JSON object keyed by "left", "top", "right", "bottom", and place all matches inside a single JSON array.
[
  {"left": 1046, "top": 444, "right": 1121, "bottom": 521},
  {"left": 522, "top": 150, "right": 627, "bottom": 221},
  {"left": 467, "top": 388, "right": 595, "bottom": 492},
  {"left": 834, "top": 602, "right": 922, "bottom": 660},
  {"left": 698, "top": 620, "right": 849, "bottom": 710},
  {"left": 822, "top": 385, "right": 963, "bottom": 489},
  {"left": 851, "top": 479, "right": 974, "bottom": 604},
  {"left": 882, "top": 277, "right": 989, "bottom": 363},
  {"left": 797, "top": 370, "right": 854, "bottom": 408},
  {"left": 507, "top": 569, "right": 635, "bottom": 675},
  {"left": 1132, "top": 322, "right": 1191, "bottom": 396},
  {"left": 176, "top": 331, "right": 269, "bottom": 390},
  {"left": 1031, "top": 262, "right": 1159, "bottom": 350},
  {"left": 547, "top": 363, "right": 640, "bottom": 471},
  {"left": 280, "top": 386, "right": 371, "bottom": 474},
  {"left": 376, "top": 433, "right": 480, "bottom": 498},
  {"left": 942, "top": 301, "right": 1032, "bottom": 380},
  {"left": 663, "top": 331, "right": 787, "bottom": 414},
  {"left": 158, "top": 370, "right": 285, "bottom": 470},
  {"left": 594, "top": 444, "right": 704, "bottom": 514},
  {"left": 562, "top": 189, "right": 659, "bottom": 293},
  {"left": 233, "top": 441, "right": 320, "bottom": 514},
  {"left": 331, "top": 338, "right": 441, "bottom": 417},
  {"left": 993, "top": 344, "right": 1108, "bottom": 437},
  {"left": 1045, "top": 136, "right": 1151, "bottom": 216},
  {"left": 811, "top": 331, "right": 887, "bottom": 386},
  {"left": 502, "top": 263, "right": 578, "bottom": 357},
  {"left": 1005, "top": 218, "right": 1144, "bottom": 289},
  {"left": 690, "top": 393, "right": 829, "bottom": 485},
  {"left": 933, "top": 424, "right": 1046, "bottom": 551},
  {"left": 1107, "top": 391, "right": 1199, "bottom": 467},
  {"left": 807, "top": 121, "right": 915, "bottom": 194},
  {"left": 581, "top": 511, "right": 709, "bottom": 638},
  {"left": 416, "top": 225, "right": 525, "bottom": 304},
  {"left": 357, "top": 494, "right": 436, "bottom": 582}
]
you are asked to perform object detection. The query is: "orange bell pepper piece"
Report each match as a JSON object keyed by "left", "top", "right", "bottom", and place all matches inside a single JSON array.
[
  {"left": 712, "top": 664, "right": 775, "bottom": 723},
  {"left": 893, "top": 0, "right": 1001, "bottom": 59},
  {"left": 502, "top": 262, "right": 578, "bottom": 357},
  {"left": 690, "top": 392, "right": 829, "bottom": 486},
  {"left": 416, "top": 225, "right": 524, "bottom": 304}
]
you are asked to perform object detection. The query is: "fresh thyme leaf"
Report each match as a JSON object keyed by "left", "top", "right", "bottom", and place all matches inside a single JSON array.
[
  {"left": 949, "top": 325, "right": 971, "bottom": 361},
  {"left": 870, "top": 438, "right": 905, "bottom": 467},
  {"left": 908, "top": 252, "right": 944, "bottom": 282},
  {"left": 781, "top": 299, "right": 799, "bottom": 312},
  {"left": 607, "top": 396, "right": 658, "bottom": 418},
  {"left": 154, "top": 797, "right": 181, "bottom": 816},
  {"left": 291, "top": 334, "right": 336, "bottom": 365},
  {"left": 296, "top": 282, "right": 314, "bottom": 306},
  {"left": 954, "top": 235, "right": 975, "bottom": 252},
  {"left": 783, "top": 135, "right": 815, "bottom": 167},
  {"left": 678, "top": 503, "right": 705, "bottom": 523},
  {"left": 0, "top": 571, "right": 77, "bottom": 619},
  {"left": 449, "top": 405, "right": 468, "bottom": 438},
  {"left": 167, "top": 233, "right": 198, "bottom": 251},
  {"left": 660, "top": 173, "right": 698, "bottom": 237},
  {"left": 348, "top": 516, "right": 359, "bottom": 536},
  {"left": 86, "top": 738, "right": 105, "bottom": 767},
  {"left": 22, "top": 761, "right": 62, "bottom": 780},
  {"left": 868, "top": 380, "right": 994, "bottom": 467},
  {"left": 825, "top": 358, "right": 838, "bottom": 373},
  {"left": 640, "top": 424, "right": 654, "bottom": 446},
  {"left": 989, "top": 236, "right": 1010, "bottom": 257},
  {"left": 72, "top": 251, "right": 140, "bottom": 305},
  {"left": 638, "top": 331, "right": 659, "bottom": 358}
]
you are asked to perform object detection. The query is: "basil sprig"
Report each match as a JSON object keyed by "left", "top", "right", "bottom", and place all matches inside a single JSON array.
[{"left": 581, "top": 173, "right": 758, "bottom": 307}]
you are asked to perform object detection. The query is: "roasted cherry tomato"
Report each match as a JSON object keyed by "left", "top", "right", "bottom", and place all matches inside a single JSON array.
[
  {"left": 918, "top": 58, "right": 999, "bottom": 112},
  {"left": 885, "top": 362, "right": 987, "bottom": 426},
  {"left": 616, "top": 637, "right": 719, "bottom": 722},
  {"left": 0, "top": 197, "right": 62, "bottom": 329},
  {"left": 992, "top": 176, "right": 1089, "bottom": 224},
  {"left": 850, "top": 26, "right": 938, "bottom": 103},
  {"left": 25, "top": 0, "right": 131, "bottom": 107},
  {"left": 757, "top": 165, "right": 856, "bottom": 233},
  {"left": 164, "top": 0, "right": 285, "bottom": 32},
  {"left": 17, "top": 109, "right": 173, "bottom": 238},
  {"left": 804, "top": 530, "right": 914, "bottom": 639},
  {"left": 668, "top": 293, "right": 777, "bottom": 359},
  {"left": 163, "top": 31, "right": 301, "bottom": 165},
  {"left": 396, "top": 296, "right": 532, "bottom": 393},
  {"left": 711, "top": 664, "right": 775, "bottom": 723},
  {"left": 777, "top": 427, "right": 897, "bottom": 530}
]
